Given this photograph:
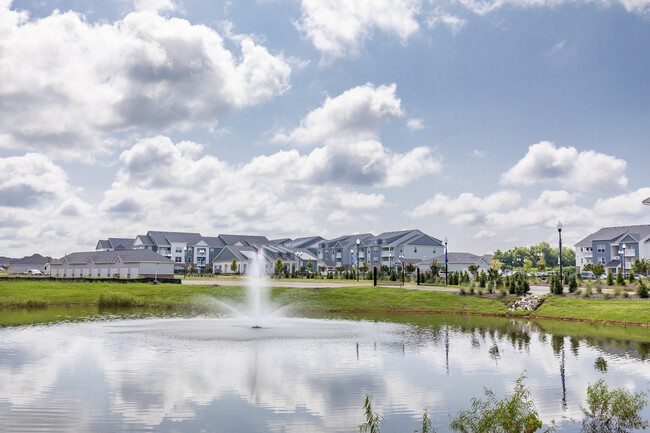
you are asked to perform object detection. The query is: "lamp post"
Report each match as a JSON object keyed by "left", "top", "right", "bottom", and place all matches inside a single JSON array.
[
  {"left": 557, "top": 221, "right": 563, "bottom": 285},
  {"left": 619, "top": 243, "right": 626, "bottom": 279},
  {"left": 183, "top": 247, "right": 187, "bottom": 279},
  {"left": 399, "top": 253, "right": 404, "bottom": 287},
  {"left": 356, "top": 239, "right": 360, "bottom": 282},
  {"left": 444, "top": 236, "right": 448, "bottom": 286},
  {"left": 296, "top": 251, "right": 303, "bottom": 276},
  {"left": 350, "top": 249, "right": 354, "bottom": 271}
]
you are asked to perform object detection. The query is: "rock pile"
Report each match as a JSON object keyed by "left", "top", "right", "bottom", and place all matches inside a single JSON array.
[{"left": 509, "top": 294, "right": 543, "bottom": 312}]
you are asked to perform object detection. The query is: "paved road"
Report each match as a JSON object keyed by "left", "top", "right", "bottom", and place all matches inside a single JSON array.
[{"left": 181, "top": 278, "right": 552, "bottom": 294}]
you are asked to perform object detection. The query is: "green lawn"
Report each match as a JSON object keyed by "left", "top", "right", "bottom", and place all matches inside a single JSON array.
[{"left": 1, "top": 280, "right": 649, "bottom": 326}]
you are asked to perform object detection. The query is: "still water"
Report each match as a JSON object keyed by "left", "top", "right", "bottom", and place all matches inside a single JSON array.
[{"left": 0, "top": 310, "right": 649, "bottom": 433}]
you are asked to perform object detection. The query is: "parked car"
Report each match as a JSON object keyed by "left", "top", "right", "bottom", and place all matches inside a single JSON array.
[
  {"left": 580, "top": 271, "right": 595, "bottom": 279},
  {"left": 25, "top": 269, "right": 43, "bottom": 275}
]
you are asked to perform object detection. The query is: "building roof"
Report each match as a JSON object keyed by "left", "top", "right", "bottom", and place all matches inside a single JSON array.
[
  {"left": 218, "top": 234, "right": 270, "bottom": 247},
  {"left": 7, "top": 254, "right": 52, "bottom": 266},
  {"left": 202, "top": 236, "right": 226, "bottom": 248},
  {"left": 270, "top": 238, "right": 292, "bottom": 245},
  {"left": 286, "top": 236, "right": 324, "bottom": 249},
  {"left": 53, "top": 250, "right": 174, "bottom": 265},
  {"left": 575, "top": 225, "right": 650, "bottom": 247},
  {"left": 643, "top": 197, "right": 650, "bottom": 205},
  {"left": 429, "top": 252, "right": 486, "bottom": 265},
  {"left": 148, "top": 231, "right": 203, "bottom": 246},
  {"left": 318, "top": 233, "right": 373, "bottom": 249}
]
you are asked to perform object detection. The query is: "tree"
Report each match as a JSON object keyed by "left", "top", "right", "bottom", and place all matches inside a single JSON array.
[
  {"left": 468, "top": 265, "right": 479, "bottom": 279},
  {"left": 569, "top": 275, "right": 578, "bottom": 293},
  {"left": 583, "top": 263, "right": 594, "bottom": 273},
  {"left": 523, "top": 259, "right": 533, "bottom": 273},
  {"left": 274, "top": 258, "right": 284, "bottom": 277},
  {"left": 306, "top": 259, "right": 314, "bottom": 274},
  {"left": 631, "top": 258, "right": 648, "bottom": 276},
  {"left": 616, "top": 270, "right": 625, "bottom": 286},
  {"left": 592, "top": 263, "right": 604, "bottom": 279},
  {"left": 405, "top": 263, "right": 416, "bottom": 274},
  {"left": 360, "top": 261, "right": 368, "bottom": 274},
  {"left": 551, "top": 273, "right": 563, "bottom": 295},
  {"left": 449, "top": 376, "right": 553, "bottom": 433},
  {"left": 638, "top": 280, "right": 649, "bottom": 298},
  {"left": 537, "top": 256, "right": 546, "bottom": 272},
  {"left": 581, "top": 379, "right": 648, "bottom": 433},
  {"left": 230, "top": 259, "right": 237, "bottom": 274},
  {"left": 429, "top": 260, "right": 440, "bottom": 277},
  {"left": 607, "top": 270, "right": 614, "bottom": 286}
]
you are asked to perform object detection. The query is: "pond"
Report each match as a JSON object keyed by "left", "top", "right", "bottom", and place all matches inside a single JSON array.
[{"left": 0, "top": 308, "right": 649, "bottom": 433}]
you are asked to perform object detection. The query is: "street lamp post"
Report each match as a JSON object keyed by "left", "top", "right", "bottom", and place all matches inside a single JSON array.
[
  {"left": 619, "top": 243, "right": 626, "bottom": 279},
  {"left": 444, "top": 236, "right": 448, "bottom": 286},
  {"left": 399, "top": 253, "right": 404, "bottom": 287},
  {"left": 296, "top": 251, "right": 303, "bottom": 276},
  {"left": 356, "top": 239, "right": 360, "bottom": 282},
  {"left": 183, "top": 247, "right": 187, "bottom": 279},
  {"left": 557, "top": 221, "right": 563, "bottom": 285}
]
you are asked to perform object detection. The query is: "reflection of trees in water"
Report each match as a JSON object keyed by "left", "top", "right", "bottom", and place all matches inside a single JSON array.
[
  {"left": 570, "top": 337, "right": 580, "bottom": 357},
  {"left": 488, "top": 344, "right": 500, "bottom": 366},
  {"left": 594, "top": 356, "right": 607, "bottom": 373}
]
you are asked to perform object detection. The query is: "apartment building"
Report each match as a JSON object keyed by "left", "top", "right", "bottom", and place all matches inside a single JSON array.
[{"left": 574, "top": 225, "right": 650, "bottom": 274}]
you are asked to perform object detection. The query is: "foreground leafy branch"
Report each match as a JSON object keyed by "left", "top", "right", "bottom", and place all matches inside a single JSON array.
[
  {"left": 581, "top": 379, "right": 648, "bottom": 433},
  {"left": 360, "top": 376, "right": 649, "bottom": 433}
]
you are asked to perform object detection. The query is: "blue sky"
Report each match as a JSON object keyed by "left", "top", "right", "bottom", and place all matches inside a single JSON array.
[{"left": 1, "top": 0, "right": 649, "bottom": 257}]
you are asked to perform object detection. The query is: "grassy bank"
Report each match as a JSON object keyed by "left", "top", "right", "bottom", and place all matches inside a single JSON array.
[{"left": 1, "top": 280, "right": 649, "bottom": 326}]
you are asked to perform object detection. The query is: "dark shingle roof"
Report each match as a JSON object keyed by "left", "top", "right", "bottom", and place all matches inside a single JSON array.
[
  {"left": 8, "top": 254, "right": 52, "bottom": 265},
  {"left": 148, "top": 231, "right": 203, "bottom": 246},
  {"left": 54, "top": 250, "right": 174, "bottom": 265},
  {"left": 202, "top": 236, "right": 226, "bottom": 248},
  {"left": 430, "top": 252, "right": 485, "bottom": 265},
  {"left": 575, "top": 225, "right": 650, "bottom": 247},
  {"left": 218, "top": 234, "right": 270, "bottom": 247},
  {"left": 319, "top": 233, "right": 373, "bottom": 248},
  {"left": 108, "top": 238, "right": 134, "bottom": 249}
]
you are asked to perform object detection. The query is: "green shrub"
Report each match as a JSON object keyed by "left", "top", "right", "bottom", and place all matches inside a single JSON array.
[
  {"left": 583, "top": 286, "right": 592, "bottom": 298},
  {"left": 614, "top": 287, "right": 622, "bottom": 297},
  {"left": 569, "top": 275, "right": 578, "bottom": 293},
  {"left": 607, "top": 271, "right": 614, "bottom": 286},
  {"left": 617, "top": 270, "right": 625, "bottom": 286},
  {"left": 638, "top": 280, "right": 649, "bottom": 298},
  {"left": 603, "top": 293, "right": 610, "bottom": 300}
]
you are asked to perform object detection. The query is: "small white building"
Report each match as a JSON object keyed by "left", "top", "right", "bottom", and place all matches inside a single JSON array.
[
  {"left": 417, "top": 252, "right": 492, "bottom": 275},
  {"left": 48, "top": 250, "right": 175, "bottom": 278}
]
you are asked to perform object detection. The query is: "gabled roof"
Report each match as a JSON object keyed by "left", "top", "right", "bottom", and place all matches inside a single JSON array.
[
  {"left": 286, "top": 236, "right": 324, "bottom": 249},
  {"left": 318, "top": 233, "right": 373, "bottom": 249},
  {"left": 202, "top": 236, "right": 226, "bottom": 248},
  {"left": 218, "top": 234, "right": 270, "bottom": 247},
  {"left": 8, "top": 254, "right": 52, "bottom": 265},
  {"left": 96, "top": 240, "right": 112, "bottom": 250},
  {"left": 575, "top": 225, "right": 650, "bottom": 247},
  {"left": 107, "top": 238, "right": 134, "bottom": 249},
  {"left": 148, "top": 231, "right": 203, "bottom": 246},
  {"left": 134, "top": 234, "right": 155, "bottom": 246},
  {"left": 213, "top": 245, "right": 257, "bottom": 262},
  {"left": 270, "top": 238, "right": 292, "bottom": 245},
  {"left": 643, "top": 197, "right": 650, "bottom": 205},
  {"left": 430, "top": 252, "right": 486, "bottom": 265},
  {"left": 52, "top": 250, "right": 174, "bottom": 265}
]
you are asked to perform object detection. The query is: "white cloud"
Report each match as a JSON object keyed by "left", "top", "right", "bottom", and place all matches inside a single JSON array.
[
  {"left": 0, "top": 4, "right": 291, "bottom": 160},
  {"left": 501, "top": 141, "right": 627, "bottom": 192},
  {"left": 296, "top": 0, "right": 421, "bottom": 59},
  {"left": 273, "top": 83, "right": 403, "bottom": 145},
  {"left": 133, "top": 0, "right": 176, "bottom": 12},
  {"left": 593, "top": 187, "right": 650, "bottom": 217},
  {"left": 406, "top": 118, "right": 424, "bottom": 130},
  {"left": 471, "top": 149, "right": 486, "bottom": 158},
  {"left": 409, "top": 190, "right": 520, "bottom": 223},
  {"left": 273, "top": 83, "right": 441, "bottom": 186},
  {"left": 426, "top": 8, "right": 467, "bottom": 34},
  {"left": 455, "top": 0, "right": 650, "bottom": 15}
]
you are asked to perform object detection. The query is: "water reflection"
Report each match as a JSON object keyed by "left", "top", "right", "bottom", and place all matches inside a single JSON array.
[{"left": 0, "top": 314, "right": 648, "bottom": 433}]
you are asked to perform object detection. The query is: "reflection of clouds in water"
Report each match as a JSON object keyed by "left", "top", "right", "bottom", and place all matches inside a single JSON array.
[{"left": 0, "top": 318, "right": 649, "bottom": 432}]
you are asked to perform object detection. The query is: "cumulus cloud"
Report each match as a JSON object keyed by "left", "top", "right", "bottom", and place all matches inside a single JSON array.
[
  {"left": 409, "top": 190, "right": 520, "bottom": 224},
  {"left": 0, "top": 153, "right": 97, "bottom": 255},
  {"left": 406, "top": 118, "right": 424, "bottom": 130},
  {"left": 99, "top": 136, "right": 395, "bottom": 242},
  {"left": 0, "top": 4, "right": 291, "bottom": 160},
  {"left": 272, "top": 83, "right": 441, "bottom": 186},
  {"left": 455, "top": 0, "right": 650, "bottom": 15},
  {"left": 426, "top": 8, "right": 467, "bottom": 34},
  {"left": 273, "top": 83, "right": 403, "bottom": 145},
  {"left": 501, "top": 141, "right": 627, "bottom": 192},
  {"left": 295, "top": 0, "right": 420, "bottom": 59}
]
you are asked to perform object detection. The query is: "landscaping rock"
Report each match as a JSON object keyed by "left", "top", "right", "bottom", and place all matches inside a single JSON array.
[{"left": 509, "top": 294, "right": 543, "bottom": 312}]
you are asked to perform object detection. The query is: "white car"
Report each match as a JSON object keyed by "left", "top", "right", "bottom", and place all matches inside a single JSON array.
[{"left": 25, "top": 269, "right": 43, "bottom": 275}]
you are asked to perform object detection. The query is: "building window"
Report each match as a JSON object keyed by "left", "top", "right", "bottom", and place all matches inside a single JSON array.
[
  {"left": 175, "top": 257, "right": 182, "bottom": 263},
  {"left": 175, "top": 247, "right": 183, "bottom": 253},
  {"left": 414, "top": 247, "right": 417, "bottom": 253},
  {"left": 596, "top": 245, "right": 605, "bottom": 253},
  {"left": 599, "top": 257, "right": 605, "bottom": 264}
]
